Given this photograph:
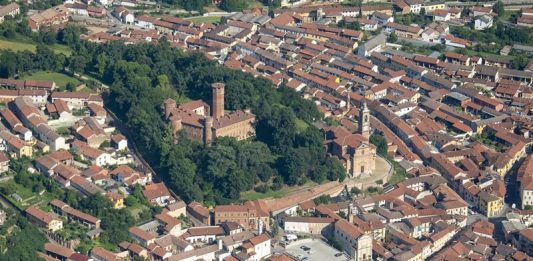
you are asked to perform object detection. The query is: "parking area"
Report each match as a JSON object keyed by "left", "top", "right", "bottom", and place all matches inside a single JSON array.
[{"left": 285, "top": 239, "right": 348, "bottom": 261}]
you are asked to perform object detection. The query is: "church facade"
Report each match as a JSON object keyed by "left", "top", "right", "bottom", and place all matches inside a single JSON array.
[{"left": 323, "top": 102, "right": 376, "bottom": 178}]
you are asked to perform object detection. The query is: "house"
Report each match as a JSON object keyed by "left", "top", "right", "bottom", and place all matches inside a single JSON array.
[
  {"left": 45, "top": 243, "right": 74, "bottom": 261},
  {"left": 240, "top": 234, "right": 271, "bottom": 261},
  {"left": 28, "top": 5, "right": 69, "bottom": 31},
  {"left": 143, "top": 182, "right": 175, "bottom": 207},
  {"left": 26, "top": 206, "right": 63, "bottom": 232},
  {"left": 478, "top": 190, "right": 504, "bottom": 218},
  {"left": 72, "top": 140, "right": 112, "bottom": 166},
  {"left": 475, "top": 15, "right": 493, "bottom": 30},
  {"left": 334, "top": 219, "right": 373, "bottom": 261},
  {"left": 471, "top": 6, "right": 493, "bottom": 17},
  {"left": 163, "top": 200, "right": 187, "bottom": 218},
  {"left": 106, "top": 191, "right": 124, "bottom": 209},
  {"left": 187, "top": 201, "right": 211, "bottom": 226},
  {"left": 91, "top": 247, "right": 126, "bottom": 261},
  {"left": 135, "top": 15, "right": 156, "bottom": 29},
  {"left": 357, "top": 33, "right": 386, "bottom": 56},
  {"left": 129, "top": 226, "right": 156, "bottom": 247},
  {"left": 214, "top": 200, "right": 270, "bottom": 231},
  {"left": 352, "top": 18, "right": 378, "bottom": 31},
  {"left": 71, "top": 117, "right": 107, "bottom": 148},
  {"left": 372, "top": 12, "right": 393, "bottom": 25},
  {"left": 432, "top": 9, "right": 450, "bottom": 21},
  {"left": 0, "top": 3, "right": 20, "bottom": 23},
  {"left": 423, "top": 2, "right": 446, "bottom": 13},
  {"left": 384, "top": 22, "right": 423, "bottom": 39},
  {"left": 50, "top": 199, "right": 101, "bottom": 229},
  {"left": 111, "top": 134, "right": 127, "bottom": 151},
  {"left": 113, "top": 6, "right": 134, "bottom": 24},
  {"left": 444, "top": 35, "right": 472, "bottom": 48},
  {"left": 46, "top": 99, "right": 71, "bottom": 120},
  {"left": 283, "top": 217, "right": 335, "bottom": 235},
  {"left": 50, "top": 92, "right": 103, "bottom": 109},
  {"left": 88, "top": 103, "right": 107, "bottom": 124},
  {"left": 404, "top": 0, "right": 423, "bottom": 14}
]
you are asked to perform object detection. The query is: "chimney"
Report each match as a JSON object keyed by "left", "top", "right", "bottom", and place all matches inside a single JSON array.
[
  {"left": 204, "top": 116, "right": 213, "bottom": 144},
  {"left": 211, "top": 83, "right": 225, "bottom": 119}
]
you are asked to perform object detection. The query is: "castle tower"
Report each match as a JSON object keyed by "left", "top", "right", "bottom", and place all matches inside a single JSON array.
[
  {"left": 164, "top": 98, "right": 177, "bottom": 119},
  {"left": 211, "top": 83, "right": 225, "bottom": 119},
  {"left": 204, "top": 116, "right": 213, "bottom": 144},
  {"left": 359, "top": 101, "right": 370, "bottom": 139}
]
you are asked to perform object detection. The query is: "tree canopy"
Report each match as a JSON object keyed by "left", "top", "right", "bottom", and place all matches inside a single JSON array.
[{"left": 0, "top": 28, "right": 347, "bottom": 205}]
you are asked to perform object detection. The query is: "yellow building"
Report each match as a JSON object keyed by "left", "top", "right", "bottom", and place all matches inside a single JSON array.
[
  {"left": 106, "top": 191, "right": 124, "bottom": 209},
  {"left": 423, "top": 2, "right": 446, "bottom": 12},
  {"left": 478, "top": 191, "right": 504, "bottom": 218}
]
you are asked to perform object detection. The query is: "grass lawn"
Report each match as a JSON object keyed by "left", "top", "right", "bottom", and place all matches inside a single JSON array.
[
  {"left": 22, "top": 71, "right": 80, "bottom": 88},
  {"left": 241, "top": 181, "right": 316, "bottom": 201},
  {"left": 185, "top": 16, "right": 222, "bottom": 24},
  {"left": 241, "top": 187, "right": 292, "bottom": 201},
  {"left": 295, "top": 119, "right": 309, "bottom": 133},
  {"left": 0, "top": 39, "right": 72, "bottom": 56}
]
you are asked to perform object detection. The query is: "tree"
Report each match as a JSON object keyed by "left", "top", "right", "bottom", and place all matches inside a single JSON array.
[
  {"left": 370, "top": 134, "right": 388, "bottom": 155},
  {"left": 178, "top": 0, "right": 209, "bottom": 11},
  {"left": 388, "top": 32, "right": 398, "bottom": 43},
  {"left": 68, "top": 55, "right": 87, "bottom": 74},
  {"left": 493, "top": 1, "right": 504, "bottom": 17},
  {"left": 511, "top": 56, "right": 529, "bottom": 70},
  {"left": 58, "top": 25, "right": 81, "bottom": 46},
  {"left": 220, "top": 0, "right": 248, "bottom": 12}
]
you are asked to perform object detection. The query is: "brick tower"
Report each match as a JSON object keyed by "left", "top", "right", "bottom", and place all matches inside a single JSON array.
[{"left": 211, "top": 83, "right": 225, "bottom": 119}]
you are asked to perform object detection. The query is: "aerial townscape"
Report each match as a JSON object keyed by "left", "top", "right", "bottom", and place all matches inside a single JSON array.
[{"left": 0, "top": 0, "right": 533, "bottom": 260}]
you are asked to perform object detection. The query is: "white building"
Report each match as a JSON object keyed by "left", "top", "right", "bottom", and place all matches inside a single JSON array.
[
  {"left": 334, "top": 220, "right": 372, "bottom": 261},
  {"left": 475, "top": 15, "right": 493, "bottom": 30}
]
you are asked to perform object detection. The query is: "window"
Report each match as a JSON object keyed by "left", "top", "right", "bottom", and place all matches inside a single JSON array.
[{"left": 361, "top": 166, "right": 364, "bottom": 173}]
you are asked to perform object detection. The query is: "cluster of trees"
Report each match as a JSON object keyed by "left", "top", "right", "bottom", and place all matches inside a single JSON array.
[
  {"left": 219, "top": 0, "right": 248, "bottom": 12},
  {"left": 174, "top": 0, "right": 210, "bottom": 11},
  {"left": 0, "top": 26, "right": 347, "bottom": 204},
  {"left": 451, "top": 23, "right": 533, "bottom": 46},
  {"left": 0, "top": 211, "right": 47, "bottom": 261},
  {"left": 263, "top": 0, "right": 282, "bottom": 9},
  {"left": 394, "top": 13, "right": 432, "bottom": 28}
]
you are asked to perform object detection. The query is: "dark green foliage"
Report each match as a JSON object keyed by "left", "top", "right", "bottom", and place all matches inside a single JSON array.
[
  {"left": 220, "top": 0, "right": 248, "bottom": 12},
  {"left": 394, "top": 13, "right": 431, "bottom": 27},
  {"left": 313, "top": 195, "right": 332, "bottom": 205},
  {"left": 511, "top": 56, "right": 529, "bottom": 70},
  {"left": 370, "top": 133, "right": 388, "bottom": 155},
  {"left": 0, "top": 214, "right": 46, "bottom": 261},
  {"left": 387, "top": 32, "right": 397, "bottom": 43},
  {"left": 0, "top": 37, "right": 345, "bottom": 205},
  {"left": 337, "top": 19, "right": 361, "bottom": 30},
  {"left": 74, "top": 194, "right": 135, "bottom": 245},
  {"left": 493, "top": 1, "right": 504, "bottom": 17},
  {"left": 451, "top": 23, "right": 533, "bottom": 45},
  {"left": 176, "top": 0, "right": 209, "bottom": 11}
]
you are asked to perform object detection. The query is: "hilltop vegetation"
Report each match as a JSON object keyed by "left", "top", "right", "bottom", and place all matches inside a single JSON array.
[{"left": 0, "top": 26, "right": 346, "bottom": 205}]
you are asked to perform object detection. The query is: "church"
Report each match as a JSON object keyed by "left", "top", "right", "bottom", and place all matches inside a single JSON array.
[
  {"left": 164, "top": 83, "right": 256, "bottom": 144},
  {"left": 322, "top": 102, "right": 377, "bottom": 178}
]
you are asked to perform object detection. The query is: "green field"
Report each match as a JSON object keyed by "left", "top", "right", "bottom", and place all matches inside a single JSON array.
[
  {"left": 240, "top": 187, "right": 292, "bottom": 201},
  {"left": 185, "top": 16, "right": 222, "bottom": 24},
  {"left": 22, "top": 71, "right": 80, "bottom": 88},
  {"left": 0, "top": 39, "right": 72, "bottom": 56}
]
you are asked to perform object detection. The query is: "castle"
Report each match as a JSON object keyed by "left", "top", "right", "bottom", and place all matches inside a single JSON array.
[
  {"left": 164, "top": 83, "right": 256, "bottom": 144},
  {"left": 323, "top": 102, "right": 376, "bottom": 178}
]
